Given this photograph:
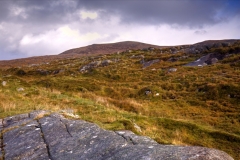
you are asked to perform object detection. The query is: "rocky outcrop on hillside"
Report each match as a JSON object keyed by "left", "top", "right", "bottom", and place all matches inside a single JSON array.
[
  {"left": 79, "top": 60, "right": 113, "bottom": 73},
  {"left": 184, "top": 53, "right": 225, "bottom": 67},
  {"left": 141, "top": 59, "right": 160, "bottom": 69},
  {"left": 0, "top": 111, "right": 234, "bottom": 160},
  {"left": 183, "top": 39, "right": 238, "bottom": 54}
]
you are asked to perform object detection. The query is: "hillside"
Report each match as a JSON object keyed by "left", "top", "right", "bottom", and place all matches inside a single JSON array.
[
  {"left": 0, "top": 39, "right": 240, "bottom": 159},
  {"left": 0, "top": 41, "right": 165, "bottom": 69},
  {"left": 60, "top": 41, "right": 166, "bottom": 55}
]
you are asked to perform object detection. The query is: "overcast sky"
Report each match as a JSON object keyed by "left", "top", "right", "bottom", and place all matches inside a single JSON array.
[{"left": 0, "top": 0, "right": 240, "bottom": 60}]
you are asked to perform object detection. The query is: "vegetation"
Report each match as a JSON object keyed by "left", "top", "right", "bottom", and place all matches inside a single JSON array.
[{"left": 0, "top": 42, "right": 240, "bottom": 159}]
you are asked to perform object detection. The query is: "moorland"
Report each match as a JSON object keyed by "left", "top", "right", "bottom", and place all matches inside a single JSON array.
[{"left": 0, "top": 40, "right": 239, "bottom": 159}]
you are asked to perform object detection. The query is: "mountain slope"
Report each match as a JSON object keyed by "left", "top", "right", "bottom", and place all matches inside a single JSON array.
[
  {"left": 0, "top": 39, "right": 240, "bottom": 159},
  {"left": 60, "top": 41, "right": 166, "bottom": 55},
  {"left": 1, "top": 39, "right": 239, "bottom": 68}
]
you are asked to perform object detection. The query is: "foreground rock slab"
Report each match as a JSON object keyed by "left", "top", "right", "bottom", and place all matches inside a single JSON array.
[{"left": 0, "top": 111, "right": 234, "bottom": 160}]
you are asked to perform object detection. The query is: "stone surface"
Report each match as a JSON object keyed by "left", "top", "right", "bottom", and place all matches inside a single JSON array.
[
  {"left": 142, "top": 59, "right": 160, "bottom": 69},
  {"left": 168, "top": 68, "right": 177, "bottom": 72},
  {"left": 184, "top": 53, "right": 225, "bottom": 67},
  {"left": 0, "top": 111, "right": 234, "bottom": 160},
  {"left": 16, "top": 87, "right": 25, "bottom": 92},
  {"left": 79, "top": 60, "right": 113, "bottom": 73}
]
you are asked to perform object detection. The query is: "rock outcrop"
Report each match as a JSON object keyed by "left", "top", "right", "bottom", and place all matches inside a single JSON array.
[
  {"left": 142, "top": 59, "right": 160, "bottom": 69},
  {"left": 79, "top": 60, "right": 113, "bottom": 73},
  {"left": 184, "top": 53, "right": 226, "bottom": 67},
  {"left": 0, "top": 111, "right": 234, "bottom": 160}
]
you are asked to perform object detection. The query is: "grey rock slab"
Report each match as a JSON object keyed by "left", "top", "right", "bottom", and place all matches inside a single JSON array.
[
  {"left": 39, "top": 114, "right": 127, "bottom": 160},
  {"left": 142, "top": 59, "right": 160, "bottom": 69},
  {"left": 3, "top": 113, "right": 32, "bottom": 129},
  {"left": 3, "top": 120, "right": 49, "bottom": 160},
  {"left": 0, "top": 111, "right": 234, "bottom": 160},
  {"left": 3, "top": 113, "right": 29, "bottom": 125}
]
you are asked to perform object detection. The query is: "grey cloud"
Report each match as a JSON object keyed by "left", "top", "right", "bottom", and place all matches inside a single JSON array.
[
  {"left": 194, "top": 30, "right": 207, "bottom": 35},
  {"left": 75, "top": 0, "right": 236, "bottom": 27},
  {"left": 1, "top": 0, "right": 238, "bottom": 27},
  {"left": 0, "top": 0, "right": 239, "bottom": 60},
  {"left": 0, "top": 0, "right": 76, "bottom": 25}
]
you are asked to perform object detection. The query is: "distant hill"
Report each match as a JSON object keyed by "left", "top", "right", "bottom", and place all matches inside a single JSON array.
[
  {"left": 193, "top": 39, "right": 238, "bottom": 46},
  {"left": 0, "top": 39, "right": 239, "bottom": 68},
  {"left": 60, "top": 41, "right": 166, "bottom": 55}
]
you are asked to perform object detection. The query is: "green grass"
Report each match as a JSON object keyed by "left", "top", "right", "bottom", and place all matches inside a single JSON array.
[{"left": 0, "top": 44, "right": 240, "bottom": 159}]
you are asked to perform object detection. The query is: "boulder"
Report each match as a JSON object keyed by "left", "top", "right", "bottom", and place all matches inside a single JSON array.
[
  {"left": 37, "top": 69, "right": 49, "bottom": 75},
  {"left": 17, "top": 87, "right": 24, "bottom": 92},
  {"left": 80, "top": 61, "right": 102, "bottom": 73},
  {"left": 130, "top": 55, "right": 145, "bottom": 59},
  {"left": 142, "top": 59, "right": 160, "bottom": 69},
  {"left": 168, "top": 68, "right": 177, "bottom": 72},
  {"left": 184, "top": 53, "right": 224, "bottom": 67},
  {"left": 0, "top": 111, "right": 234, "bottom": 160},
  {"left": 80, "top": 60, "right": 114, "bottom": 72},
  {"left": 53, "top": 69, "right": 65, "bottom": 75},
  {"left": 16, "top": 69, "right": 26, "bottom": 76},
  {"left": 2, "top": 81, "right": 7, "bottom": 86},
  {"left": 206, "top": 58, "right": 218, "bottom": 65},
  {"left": 145, "top": 89, "right": 152, "bottom": 95},
  {"left": 101, "top": 60, "right": 112, "bottom": 66}
]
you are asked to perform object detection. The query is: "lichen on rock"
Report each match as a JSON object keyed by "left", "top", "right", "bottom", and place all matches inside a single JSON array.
[{"left": 0, "top": 111, "right": 234, "bottom": 160}]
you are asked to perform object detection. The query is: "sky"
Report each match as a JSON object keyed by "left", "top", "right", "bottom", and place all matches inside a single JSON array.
[{"left": 0, "top": 0, "right": 240, "bottom": 60}]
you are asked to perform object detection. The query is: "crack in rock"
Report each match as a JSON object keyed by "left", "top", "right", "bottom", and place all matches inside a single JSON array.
[
  {"left": 38, "top": 119, "right": 53, "bottom": 160},
  {"left": 0, "top": 111, "right": 234, "bottom": 160}
]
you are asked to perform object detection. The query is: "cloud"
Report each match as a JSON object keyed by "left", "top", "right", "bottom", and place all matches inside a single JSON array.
[
  {"left": 0, "top": 0, "right": 239, "bottom": 60},
  {"left": 18, "top": 26, "right": 105, "bottom": 56},
  {"left": 194, "top": 30, "right": 207, "bottom": 35},
  {"left": 80, "top": 11, "right": 98, "bottom": 19}
]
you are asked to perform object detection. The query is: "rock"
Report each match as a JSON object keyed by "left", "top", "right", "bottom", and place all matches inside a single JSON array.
[
  {"left": 80, "top": 61, "right": 102, "bottom": 73},
  {"left": 168, "top": 57, "right": 179, "bottom": 62},
  {"left": 37, "top": 69, "right": 49, "bottom": 75},
  {"left": 17, "top": 87, "right": 24, "bottom": 92},
  {"left": 16, "top": 69, "right": 26, "bottom": 76},
  {"left": 130, "top": 55, "right": 145, "bottom": 59},
  {"left": 184, "top": 53, "right": 224, "bottom": 67},
  {"left": 206, "top": 58, "right": 218, "bottom": 65},
  {"left": 168, "top": 68, "right": 177, "bottom": 72},
  {"left": 2, "top": 81, "right": 7, "bottom": 86},
  {"left": 149, "top": 47, "right": 155, "bottom": 51},
  {"left": 0, "top": 111, "right": 234, "bottom": 160},
  {"left": 80, "top": 60, "right": 114, "bottom": 72},
  {"left": 90, "top": 61, "right": 102, "bottom": 67},
  {"left": 222, "top": 42, "right": 230, "bottom": 47},
  {"left": 101, "top": 60, "right": 112, "bottom": 67},
  {"left": 142, "top": 59, "right": 160, "bottom": 69},
  {"left": 53, "top": 69, "right": 65, "bottom": 75},
  {"left": 145, "top": 89, "right": 152, "bottom": 95},
  {"left": 142, "top": 48, "right": 149, "bottom": 51}
]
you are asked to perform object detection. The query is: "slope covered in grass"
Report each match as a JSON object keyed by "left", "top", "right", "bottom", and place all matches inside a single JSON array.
[{"left": 0, "top": 40, "right": 240, "bottom": 159}]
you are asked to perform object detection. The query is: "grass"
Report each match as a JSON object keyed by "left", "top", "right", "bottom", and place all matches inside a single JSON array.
[{"left": 0, "top": 43, "right": 240, "bottom": 159}]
